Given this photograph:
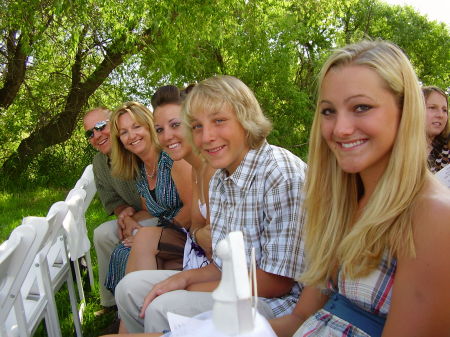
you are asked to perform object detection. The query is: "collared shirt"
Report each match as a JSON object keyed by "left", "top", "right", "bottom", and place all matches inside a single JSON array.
[
  {"left": 209, "top": 141, "right": 307, "bottom": 317},
  {"left": 92, "top": 152, "right": 142, "bottom": 215}
]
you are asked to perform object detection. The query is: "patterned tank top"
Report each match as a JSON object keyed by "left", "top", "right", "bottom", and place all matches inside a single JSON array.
[
  {"left": 294, "top": 253, "right": 397, "bottom": 337},
  {"left": 429, "top": 143, "right": 450, "bottom": 173},
  {"left": 136, "top": 151, "right": 182, "bottom": 219}
]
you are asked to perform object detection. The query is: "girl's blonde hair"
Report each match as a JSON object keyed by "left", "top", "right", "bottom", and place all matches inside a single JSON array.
[
  {"left": 182, "top": 75, "right": 272, "bottom": 150},
  {"left": 302, "top": 40, "right": 428, "bottom": 286},
  {"left": 110, "top": 101, "right": 160, "bottom": 180}
]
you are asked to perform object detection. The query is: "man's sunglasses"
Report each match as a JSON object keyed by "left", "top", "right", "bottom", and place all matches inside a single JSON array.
[{"left": 85, "top": 120, "right": 109, "bottom": 139}]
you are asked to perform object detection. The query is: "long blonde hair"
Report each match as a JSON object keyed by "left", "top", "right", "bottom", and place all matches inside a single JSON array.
[
  {"left": 302, "top": 40, "right": 428, "bottom": 286},
  {"left": 110, "top": 101, "right": 160, "bottom": 180}
]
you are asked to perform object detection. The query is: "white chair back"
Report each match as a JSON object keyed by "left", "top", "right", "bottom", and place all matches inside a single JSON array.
[
  {"left": 0, "top": 217, "right": 50, "bottom": 337},
  {"left": 64, "top": 188, "right": 90, "bottom": 261},
  {"left": 74, "top": 164, "right": 96, "bottom": 214},
  {"left": 72, "top": 165, "right": 96, "bottom": 291},
  {"left": 64, "top": 187, "right": 93, "bottom": 315},
  {"left": 0, "top": 221, "right": 40, "bottom": 314}
]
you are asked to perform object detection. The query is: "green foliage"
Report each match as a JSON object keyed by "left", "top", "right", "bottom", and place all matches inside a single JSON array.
[{"left": 0, "top": 0, "right": 449, "bottom": 181}]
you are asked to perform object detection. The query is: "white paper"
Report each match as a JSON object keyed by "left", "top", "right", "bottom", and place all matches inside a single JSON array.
[
  {"left": 435, "top": 164, "right": 450, "bottom": 188},
  {"left": 165, "top": 311, "right": 277, "bottom": 337},
  {"left": 167, "top": 312, "right": 202, "bottom": 332}
]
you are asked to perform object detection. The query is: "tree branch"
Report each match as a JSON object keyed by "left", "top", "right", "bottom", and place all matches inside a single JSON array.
[{"left": 0, "top": 30, "right": 28, "bottom": 109}]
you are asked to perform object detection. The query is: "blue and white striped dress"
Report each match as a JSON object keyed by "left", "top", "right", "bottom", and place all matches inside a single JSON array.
[{"left": 104, "top": 152, "right": 183, "bottom": 294}]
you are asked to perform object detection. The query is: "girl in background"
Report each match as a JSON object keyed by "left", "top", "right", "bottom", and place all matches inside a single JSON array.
[{"left": 423, "top": 86, "right": 449, "bottom": 172}]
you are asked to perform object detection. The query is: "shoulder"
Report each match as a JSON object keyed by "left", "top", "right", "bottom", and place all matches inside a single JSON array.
[
  {"left": 172, "top": 159, "right": 192, "bottom": 175},
  {"left": 390, "top": 176, "right": 450, "bottom": 333},
  {"left": 92, "top": 152, "right": 110, "bottom": 179},
  {"left": 414, "top": 177, "right": 450, "bottom": 233},
  {"left": 411, "top": 176, "right": 450, "bottom": 261},
  {"left": 92, "top": 152, "right": 107, "bottom": 168},
  {"left": 261, "top": 144, "right": 307, "bottom": 183}
]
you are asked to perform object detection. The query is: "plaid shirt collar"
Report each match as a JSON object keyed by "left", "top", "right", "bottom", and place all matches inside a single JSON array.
[{"left": 214, "top": 140, "right": 269, "bottom": 191}]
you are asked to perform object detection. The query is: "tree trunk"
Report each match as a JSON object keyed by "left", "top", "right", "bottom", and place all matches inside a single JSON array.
[
  {"left": 0, "top": 31, "right": 28, "bottom": 109},
  {"left": 1, "top": 40, "right": 127, "bottom": 178}
]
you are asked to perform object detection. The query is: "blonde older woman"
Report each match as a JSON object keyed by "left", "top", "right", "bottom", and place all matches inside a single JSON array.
[{"left": 104, "top": 101, "right": 193, "bottom": 294}]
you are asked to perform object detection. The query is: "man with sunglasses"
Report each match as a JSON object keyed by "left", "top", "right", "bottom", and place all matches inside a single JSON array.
[{"left": 84, "top": 107, "right": 152, "bottom": 318}]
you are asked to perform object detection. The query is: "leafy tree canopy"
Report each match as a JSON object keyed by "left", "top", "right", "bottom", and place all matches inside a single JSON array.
[{"left": 0, "top": 0, "right": 448, "bottom": 186}]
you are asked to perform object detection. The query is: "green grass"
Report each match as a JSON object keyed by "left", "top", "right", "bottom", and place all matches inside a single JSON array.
[{"left": 1, "top": 187, "right": 117, "bottom": 336}]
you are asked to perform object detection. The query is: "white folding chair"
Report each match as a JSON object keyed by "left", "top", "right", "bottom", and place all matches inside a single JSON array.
[
  {"left": 43, "top": 201, "right": 83, "bottom": 337},
  {"left": 64, "top": 188, "right": 91, "bottom": 318},
  {"left": 73, "top": 164, "right": 96, "bottom": 289},
  {"left": 74, "top": 164, "right": 96, "bottom": 215},
  {"left": 0, "top": 216, "right": 55, "bottom": 337}
]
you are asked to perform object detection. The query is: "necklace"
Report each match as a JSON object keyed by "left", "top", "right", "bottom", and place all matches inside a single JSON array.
[{"left": 145, "top": 163, "right": 157, "bottom": 180}]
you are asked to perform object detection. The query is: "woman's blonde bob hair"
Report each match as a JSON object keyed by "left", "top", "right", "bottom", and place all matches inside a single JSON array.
[
  {"left": 182, "top": 75, "right": 272, "bottom": 149},
  {"left": 110, "top": 101, "right": 160, "bottom": 180},
  {"left": 302, "top": 40, "right": 428, "bottom": 286}
]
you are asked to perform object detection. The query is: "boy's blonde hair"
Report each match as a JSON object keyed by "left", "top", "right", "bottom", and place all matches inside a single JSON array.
[{"left": 182, "top": 75, "right": 272, "bottom": 150}]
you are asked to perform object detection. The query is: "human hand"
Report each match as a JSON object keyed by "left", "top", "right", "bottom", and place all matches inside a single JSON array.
[
  {"left": 122, "top": 216, "right": 141, "bottom": 239},
  {"left": 139, "top": 272, "right": 189, "bottom": 318},
  {"left": 122, "top": 235, "right": 135, "bottom": 247},
  {"left": 117, "top": 206, "right": 135, "bottom": 228}
]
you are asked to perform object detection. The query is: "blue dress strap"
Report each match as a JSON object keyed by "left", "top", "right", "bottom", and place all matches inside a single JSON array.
[{"left": 324, "top": 292, "right": 386, "bottom": 337}]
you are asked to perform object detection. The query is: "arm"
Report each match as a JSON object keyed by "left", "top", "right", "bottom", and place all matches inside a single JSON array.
[
  {"left": 259, "top": 174, "right": 305, "bottom": 293},
  {"left": 115, "top": 205, "right": 135, "bottom": 239},
  {"left": 121, "top": 198, "right": 155, "bottom": 238},
  {"left": 140, "top": 263, "right": 222, "bottom": 317},
  {"left": 195, "top": 224, "right": 212, "bottom": 260},
  {"left": 93, "top": 155, "right": 139, "bottom": 239},
  {"left": 255, "top": 269, "right": 295, "bottom": 298},
  {"left": 93, "top": 154, "right": 132, "bottom": 215},
  {"left": 170, "top": 159, "right": 193, "bottom": 229},
  {"left": 190, "top": 165, "right": 215, "bottom": 258},
  {"left": 121, "top": 216, "right": 142, "bottom": 239},
  {"left": 382, "top": 185, "right": 450, "bottom": 336},
  {"left": 270, "top": 286, "right": 328, "bottom": 337}
]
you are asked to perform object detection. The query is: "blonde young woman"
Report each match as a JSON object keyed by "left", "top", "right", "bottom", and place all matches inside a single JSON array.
[
  {"left": 423, "top": 86, "right": 449, "bottom": 173},
  {"left": 271, "top": 40, "right": 450, "bottom": 336},
  {"left": 104, "top": 102, "right": 193, "bottom": 294},
  {"left": 125, "top": 85, "right": 215, "bottom": 274}
]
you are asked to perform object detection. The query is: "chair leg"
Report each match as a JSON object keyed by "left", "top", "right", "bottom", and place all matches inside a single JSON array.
[
  {"left": 73, "top": 259, "right": 86, "bottom": 304},
  {"left": 39, "top": 255, "right": 62, "bottom": 337},
  {"left": 85, "top": 252, "right": 95, "bottom": 290},
  {"left": 66, "top": 272, "right": 83, "bottom": 337},
  {"left": 12, "top": 293, "right": 28, "bottom": 337}
]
